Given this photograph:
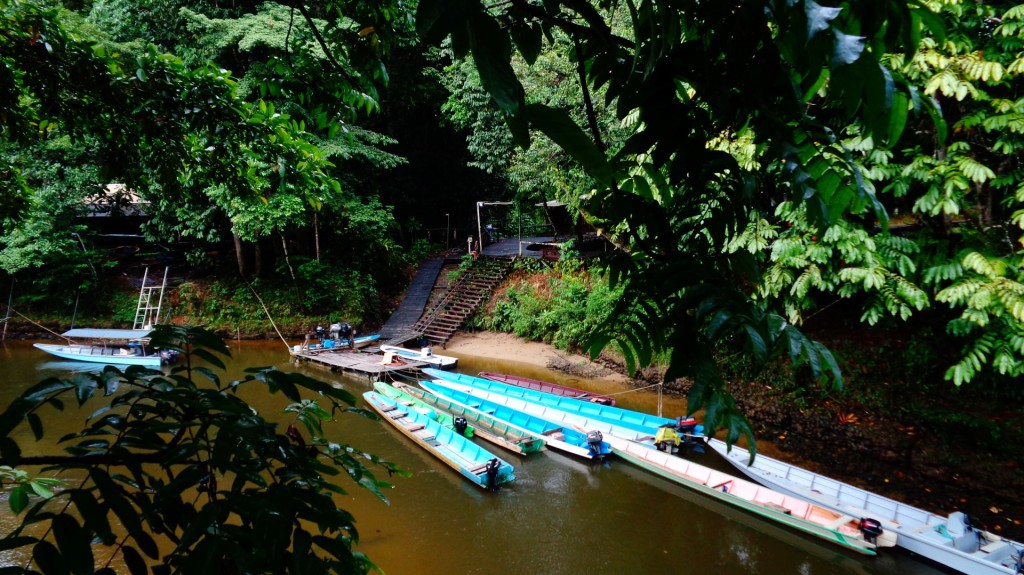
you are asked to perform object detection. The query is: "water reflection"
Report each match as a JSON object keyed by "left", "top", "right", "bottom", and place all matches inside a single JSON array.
[{"left": 0, "top": 340, "right": 950, "bottom": 574}]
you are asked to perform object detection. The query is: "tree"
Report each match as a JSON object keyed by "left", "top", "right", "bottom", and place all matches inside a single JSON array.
[
  {"left": 0, "top": 325, "right": 406, "bottom": 574},
  {"left": 417, "top": 0, "right": 943, "bottom": 448}
]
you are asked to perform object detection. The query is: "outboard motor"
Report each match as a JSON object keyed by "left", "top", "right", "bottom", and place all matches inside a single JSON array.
[
  {"left": 675, "top": 416, "right": 699, "bottom": 443},
  {"left": 859, "top": 518, "right": 884, "bottom": 543},
  {"left": 484, "top": 458, "right": 501, "bottom": 491},
  {"left": 159, "top": 349, "right": 179, "bottom": 364},
  {"left": 453, "top": 416, "right": 469, "bottom": 436},
  {"left": 586, "top": 430, "right": 604, "bottom": 457}
]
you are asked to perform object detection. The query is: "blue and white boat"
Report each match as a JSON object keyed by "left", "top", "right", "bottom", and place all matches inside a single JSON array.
[
  {"left": 34, "top": 328, "right": 177, "bottom": 368},
  {"left": 420, "top": 381, "right": 611, "bottom": 460},
  {"left": 380, "top": 345, "right": 458, "bottom": 369},
  {"left": 363, "top": 390, "right": 514, "bottom": 490},
  {"left": 422, "top": 368, "right": 704, "bottom": 451},
  {"left": 392, "top": 382, "right": 545, "bottom": 455}
]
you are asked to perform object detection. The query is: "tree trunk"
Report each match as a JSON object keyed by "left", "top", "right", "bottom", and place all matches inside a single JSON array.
[
  {"left": 314, "top": 212, "right": 321, "bottom": 263},
  {"left": 233, "top": 232, "right": 246, "bottom": 277},
  {"left": 280, "top": 232, "right": 296, "bottom": 280}
]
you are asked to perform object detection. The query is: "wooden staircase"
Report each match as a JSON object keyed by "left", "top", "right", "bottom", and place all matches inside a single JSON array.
[{"left": 412, "top": 258, "right": 513, "bottom": 347}]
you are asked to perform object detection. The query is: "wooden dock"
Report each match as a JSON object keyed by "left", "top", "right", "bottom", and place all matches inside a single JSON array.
[{"left": 291, "top": 348, "right": 427, "bottom": 382}]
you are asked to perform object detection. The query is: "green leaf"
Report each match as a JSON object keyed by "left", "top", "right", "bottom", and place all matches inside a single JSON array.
[
  {"left": 9, "top": 486, "right": 29, "bottom": 515},
  {"left": 120, "top": 545, "right": 148, "bottom": 575},
  {"left": 33, "top": 540, "right": 69, "bottom": 575},
  {"left": 833, "top": 32, "right": 866, "bottom": 67},
  {"left": 510, "top": 22, "right": 543, "bottom": 66},
  {"left": 27, "top": 412, "right": 43, "bottom": 441},
  {"left": 806, "top": 0, "right": 843, "bottom": 40},
  {"left": 52, "top": 515, "right": 94, "bottom": 575},
  {"left": 886, "top": 90, "right": 909, "bottom": 145},
  {"left": 467, "top": 11, "right": 524, "bottom": 116},
  {"left": 416, "top": 0, "right": 466, "bottom": 44},
  {"left": 524, "top": 103, "right": 613, "bottom": 186}
]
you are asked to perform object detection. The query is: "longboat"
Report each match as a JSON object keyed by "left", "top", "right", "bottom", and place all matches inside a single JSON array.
[
  {"left": 379, "top": 345, "right": 458, "bottom": 369},
  {"left": 424, "top": 368, "right": 704, "bottom": 452},
  {"left": 612, "top": 438, "right": 895, "bottom": 556},
  {"left": 33, "top": 267, "right": 178, "bottom": 368},
  {"left": 363, "top": 390, "right": 514, "bottom": 490},
  {"left": 373, "top": 381, "right": 475, "bottom": 438},
  {"left": 708, "top": 439, "right": 1024, "bottom": 575},
  {"left": 478, "top": 371, "right": 616, "bottom": 405},
  {"left": 420, "top": 381, "right": 611, "bottom": 460}
]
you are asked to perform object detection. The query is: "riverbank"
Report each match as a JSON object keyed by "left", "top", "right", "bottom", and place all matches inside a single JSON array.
[{"left": 444, "top": 331, "right": 629, "bottom": 386}]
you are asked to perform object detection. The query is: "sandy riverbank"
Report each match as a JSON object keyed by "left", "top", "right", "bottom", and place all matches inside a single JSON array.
[{"left": 443, "top": 330, "right": 630, "bottom": 387}]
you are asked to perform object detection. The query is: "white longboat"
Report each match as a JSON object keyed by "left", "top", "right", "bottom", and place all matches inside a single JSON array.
[
  {"left": 709, "top": 438, "right": 1024, "bottom": 574},
  {"left": 33, "top": 267, "right": 177, "bottom": 368}
]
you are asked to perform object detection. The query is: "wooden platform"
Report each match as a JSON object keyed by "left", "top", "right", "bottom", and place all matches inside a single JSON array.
[{"left": 291, "top": 349, "right": 427, "bottom": 381}]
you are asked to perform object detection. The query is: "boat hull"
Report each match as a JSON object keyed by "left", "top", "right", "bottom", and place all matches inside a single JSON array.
[
  {"left": 421, "top": 381, "right": 610, "bottom": 460},
  {"left": 33, "top": 343, "right": 162, "bottom": 367},
  {"left": 364, "top": 391, "right": 514, "bottom": 490},
  {"left": 424, "top": 368, "right": 704, "bottom": 441},
  {"left": 394, "top": 383, "right": 545, "bottom": 455},
  {"left": 478, "top": 372, "right": 616, "bottom": 405},
  {"left": 612, "top": 438, "right": 880, "bottom": 555},
  {"left": 709, "top": 439, "right": 1023, "bottom": 575},
  {"left": 380, "top": 345, "right": 457, "bottom": 369}
]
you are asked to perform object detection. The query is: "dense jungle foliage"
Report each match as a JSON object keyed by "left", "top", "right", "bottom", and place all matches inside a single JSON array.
[{"left": 3, "top": 0, "right": 1024, "bottom": 572}]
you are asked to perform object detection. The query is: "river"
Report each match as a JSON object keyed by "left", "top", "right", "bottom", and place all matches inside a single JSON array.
[{"left": 0, "top": 339, "right": 949, "bottom": 574}]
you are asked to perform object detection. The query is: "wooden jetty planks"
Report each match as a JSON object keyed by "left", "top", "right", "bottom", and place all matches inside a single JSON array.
[{"left": 292, "top": 349, "right": 427, "bottom": 378}]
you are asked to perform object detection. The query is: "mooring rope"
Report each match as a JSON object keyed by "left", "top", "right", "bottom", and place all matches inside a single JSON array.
[
  {"left": 246, "top": 282, "right": 291, "bottom": 352},
  {"left": 4, "top": 307, "right": 68, "bottom": 341}
]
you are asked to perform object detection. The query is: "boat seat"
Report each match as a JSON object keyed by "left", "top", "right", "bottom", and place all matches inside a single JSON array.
[
  {"left": 467, "top": 463, "right": 491, "bottom": 474},
  {"left": 390, "top": 411, "right": 408, "bottom": 419},
  {"left": 980, "top": 540, "right": 1009, "bottom": 554},
  {"left": 762, "top": 502, "right": 792, "bottom": 515},
  {"left": 825, "top": 515, "right": 856, "bottom": 530},
  {"left": 420, "top": 435, "right": 435, "bottom": 442},
  {"left": 379, "top": 405, "right": 396, "bottom": 412},
  {"left": 405, "top": 423, "right": 425, "bottom": 432},
  {"left": 841, "top": 505, "right": 900, "bottom": 529}
]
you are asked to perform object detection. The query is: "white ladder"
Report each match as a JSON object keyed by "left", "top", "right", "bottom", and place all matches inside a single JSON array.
[{"left": 133, "top": 267, "right": 168, "bottom": 330}]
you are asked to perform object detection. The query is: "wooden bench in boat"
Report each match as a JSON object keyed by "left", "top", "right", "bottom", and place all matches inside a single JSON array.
[
  {"left": 389, "top": 411, "right": 408, "bottom": 419},
  {"left": 379, "top": 404, "right": 397, "bottom": 412},
  {"left": 980, "top": 540, "right": 1010, "bottom": 554},
  {"left": 405, "top": 423, "right": 425, "bottom": 432},
  {"left": 762, "top": 502, "right": 792, "bottom": 515},
  {"left": 825, "top": 515, "right": 856, "bottom": 530},
  {"left": 466, "top": 462, "right": 492, "bottom": 474}
]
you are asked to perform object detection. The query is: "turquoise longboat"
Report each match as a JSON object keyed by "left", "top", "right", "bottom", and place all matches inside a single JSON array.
[
  {"left": 478, "top": 371, "right": 616, "bottom": 405},
  {"left": 612, "top": 438, "right": 894, "bottom": 556},
  {"left": 420, "top": 381, "right": 611, "bottom": 460},
  {"left": 373, "top": 381, "right": 475, "bottom": 438},
  {"left": 393, "top": 382, "right": 545, "bottom": 455},
  {"left": 363, "top": 391, "right": 514, "bottom": 490},
  {"left": 423, "top": 377, "right": 674, "bottom": 449},
  {"left": 422, "top": 368, "right": 704, "bottom": 446}
]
